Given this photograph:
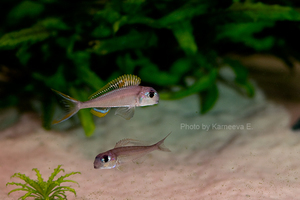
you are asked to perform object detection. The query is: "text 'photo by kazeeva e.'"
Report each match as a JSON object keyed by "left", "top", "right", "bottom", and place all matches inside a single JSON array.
[{"left": 180, "top": 123, "right": 253, "bottom": 131}]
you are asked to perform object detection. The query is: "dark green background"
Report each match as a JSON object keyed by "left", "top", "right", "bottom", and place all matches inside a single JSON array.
[{"left": 1, "top": 0, "right": 299, "bottom": 136}]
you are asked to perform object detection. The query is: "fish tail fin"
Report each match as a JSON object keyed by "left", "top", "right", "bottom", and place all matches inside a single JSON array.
[
  {"left": 157, "top": 132, "right": 171, "bottom": 152},
  {"left": 51, "top": 89, "right": 80, "bottom": 124}
]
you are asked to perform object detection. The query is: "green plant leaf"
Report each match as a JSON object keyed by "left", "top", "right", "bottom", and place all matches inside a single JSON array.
[
  {"left": 11, "top": 173, "right": 39, "bottom": 190},
  {"left": 6, "top": 185, "right": 35, "bottom": 196},
  {"left": 94, "top": 9, "right": 121, "bottom": 24},
  {"left": 116, "top": 53, "right": 137, "bottom": 74},
  {"left": 171, "top": 21, "right": 198, "bottom": 56},
  {"left": 7, "top": 1, "right": 44, "bottom": 24},
  {"left": 170, "top": 58, "right": 192, "bottom": 75},
  {"left": 222, "top": 59, "right": 255, "bottom": 97},
  {"left": 32, "top": 65, "right": 67, "bottom": 90},
  {"left": 47, "top": 165, "right": 63, "bottom": 185},
  {"left": 50, "top": 186, "right": 77, "bottom": 198},
  {"left": 139, "top": 65, "right": 180, "bottom": 86},
  {"left": 41, "top": 95, "right": 56, "bottom": 130},
  {"left": 91, "top": 24, "right": 112, "bottom": 38},
  {"left": 0, "top": 27, "right": 50, "bottom": 50},
  {"left": 227, "top": 2, "right": 300, "bottom": 21},
  {"left": 71, "top": 51, "right": 104, "bottom": 91},
  {"left": 216, "top": 22, "right": 275, "bottom": 51},
  {"left": 122, "top": 0, "right": 145, "bottom": 14},
  {"left": 89, "top": 31, "right": 157, "bottom": 55},
  {"left": 16, "top": 45, "right": 31, "bottom": 65},
  {"left": 7, "top": 165, "right": 80, "bottom": 200},
  {"left": 32, "top": 168, "right": 44, "bottom": 185},
  {"left": 160, "top": 69, "right": 217, "bottom": 99},
  {"left": 158, "top": 3, "right": 208, "bottom": 27},
  {"left": 39, "top": 18, "right": 69, "bottom": 30},
  {"left": 118, "top": 2, "right": 208, "bottom": 29},
  {"left": 199, "top": 84, "right": 218, "bottom": 114},
  {"left": 238, "top": 80, "right": 255, "bottom": 97}
]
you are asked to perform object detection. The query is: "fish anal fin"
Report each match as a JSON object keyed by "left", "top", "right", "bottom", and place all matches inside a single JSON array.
[
  {"left": 89, "top": 74, "right": 141, "bottom": 100},
  {"left": 115, "top": 138, "right": 146, "bottom": 148},
  {"left": 132, "top": 154, "right": 149, "bottom": 165},
  {"left": 115, "top": 107, "right": 135, "bottom": 120},
  {"left": 90, "top": 108, "right": 111, "bottom": 118}
]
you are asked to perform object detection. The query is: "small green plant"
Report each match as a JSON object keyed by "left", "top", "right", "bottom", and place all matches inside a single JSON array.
[{"left": 6, "top": 165, "right": 81, "bottom": 200}]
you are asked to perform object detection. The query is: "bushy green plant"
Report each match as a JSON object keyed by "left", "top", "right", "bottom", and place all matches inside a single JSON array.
[
  {"left": 6, "top": 165, "right": 80, "bottom": 200},
  {"left": 1, "top": 0, "right": 300, "bottom": 136}
]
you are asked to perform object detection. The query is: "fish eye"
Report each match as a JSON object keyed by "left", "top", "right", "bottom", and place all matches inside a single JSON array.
[
  {"left": 101, "top": 155, "right": 111, "bottom": 163},
  {"left": 149, "top": 91, "right": 155, "bottom": 98}
]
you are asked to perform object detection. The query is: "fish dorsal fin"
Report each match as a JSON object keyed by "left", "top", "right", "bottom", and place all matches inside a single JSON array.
[
  {"left": 89, "top": 74, "right": 141, "bottom": 100},
  {"left": 115, "top": 138, "right": 146, "bottom": 148}
]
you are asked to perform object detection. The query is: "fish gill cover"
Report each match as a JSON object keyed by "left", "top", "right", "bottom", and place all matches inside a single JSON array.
[{"left": 0, "top": 0, "right": 300, "bottom": 136}]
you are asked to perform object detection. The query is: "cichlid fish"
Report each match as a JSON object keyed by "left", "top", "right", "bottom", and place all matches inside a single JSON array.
[
  {"left": 52, "top": 74, "right": 159, "bottom": 124},
  {"left": 94, "top": 132, "right": 171, "bottom": 170}
]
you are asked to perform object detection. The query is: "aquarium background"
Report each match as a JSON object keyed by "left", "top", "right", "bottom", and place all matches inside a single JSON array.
[
  {"left": 2, "top": 0, "right": 300, "bottom": 136},
  {"left": 1, "top": 1, "right": 300, "bottom": 199}
]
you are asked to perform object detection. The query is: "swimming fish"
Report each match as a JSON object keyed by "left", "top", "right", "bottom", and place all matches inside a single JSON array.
[
  {"left": 94, "top": 132, "right": 171, "bottom": 170},
  {"left": 52, "top": 74, "right": 159, "bottom": 124}
]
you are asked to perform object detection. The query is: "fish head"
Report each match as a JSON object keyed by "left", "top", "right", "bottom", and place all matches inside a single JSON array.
[
  {"left": 138, "top": 87, "right": 159, "bottom": 106},
  {"left": 94, "top": 151, "right": 117, "bottom": 169}
]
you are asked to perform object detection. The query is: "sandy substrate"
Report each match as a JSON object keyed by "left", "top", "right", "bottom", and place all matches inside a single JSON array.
[{"left": 0, "top": 82, "right": 300, "bottom": 200}]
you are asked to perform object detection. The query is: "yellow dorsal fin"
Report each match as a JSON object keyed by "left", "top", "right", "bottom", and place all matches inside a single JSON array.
[{"left": 89, "top": 74, "right": 141, "bottom": 100}]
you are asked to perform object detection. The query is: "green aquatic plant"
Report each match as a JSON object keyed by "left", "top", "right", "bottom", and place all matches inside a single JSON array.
[
  {"left": 1, "top": 0, "right": 300, "bottom": 136},
  {"left": 6, "top": 165, "right": 81, "bottom": 200}
]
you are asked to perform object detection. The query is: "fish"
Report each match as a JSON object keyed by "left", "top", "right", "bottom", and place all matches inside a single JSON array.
[
  {"left": 51, "top": 74, "right": 159, "bottom": 124},
  {"left": 94, "top": 132, "right": 171, "bottom": 170}
]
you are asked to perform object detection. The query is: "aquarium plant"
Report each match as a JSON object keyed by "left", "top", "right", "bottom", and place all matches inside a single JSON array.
[
  {"left": 1, "top": 0, "right": 300, "bottom": 136},
  {"left": 6, "top": 165, "right": 81, "bottom": 200}
]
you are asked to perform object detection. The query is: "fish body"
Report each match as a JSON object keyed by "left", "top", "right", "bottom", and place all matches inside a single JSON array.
[
  {"left": 79, "top": 86, "right": 157, "bottom": 108},
  {"left": 52, "top": 74, "right": 159, "bottom": 124},
  {"left": 94, "top": 132, "right": 171, "bottom": 170}
]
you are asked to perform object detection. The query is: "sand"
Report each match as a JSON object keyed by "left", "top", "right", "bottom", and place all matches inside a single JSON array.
[{"left": 0, "top": 79, "right": 300, "bottom": 200}]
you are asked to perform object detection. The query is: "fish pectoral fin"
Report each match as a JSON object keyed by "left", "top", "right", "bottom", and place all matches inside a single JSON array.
[
  {"left": 90, "top": 108, "right": 111, "bottom": 118},
  {"left": 117, "top": 155, "right": 132, "bottom": 164},
  {"left": 115, "top": 107, "right": 135, "bottom": 120},
  {"left": 115, "top": 138, "right": 146, "bottom": 148}
]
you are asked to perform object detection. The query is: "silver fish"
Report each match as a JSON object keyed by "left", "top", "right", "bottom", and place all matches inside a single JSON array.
[
  {"left": 52, "top": 74, "right": 159, "bottom": 124},
  {"left": 94, "top": 132, "right": 171, "bottom": 170}
]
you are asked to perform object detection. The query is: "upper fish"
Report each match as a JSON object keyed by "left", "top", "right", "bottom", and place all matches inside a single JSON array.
[
  {"left": 94, "top": 132, "right": 171, "bottom": 170},
  {"left": 52, "top": 74, "right": 159, "bottom": 124}
]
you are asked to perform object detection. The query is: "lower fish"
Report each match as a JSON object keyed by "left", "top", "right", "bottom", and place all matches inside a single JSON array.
[
  {"left": 94, "top": 132, "right": 171, "bottom": 170},
  {"left": 51, "top": 74, "right": 159, "bottom": 124}
]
